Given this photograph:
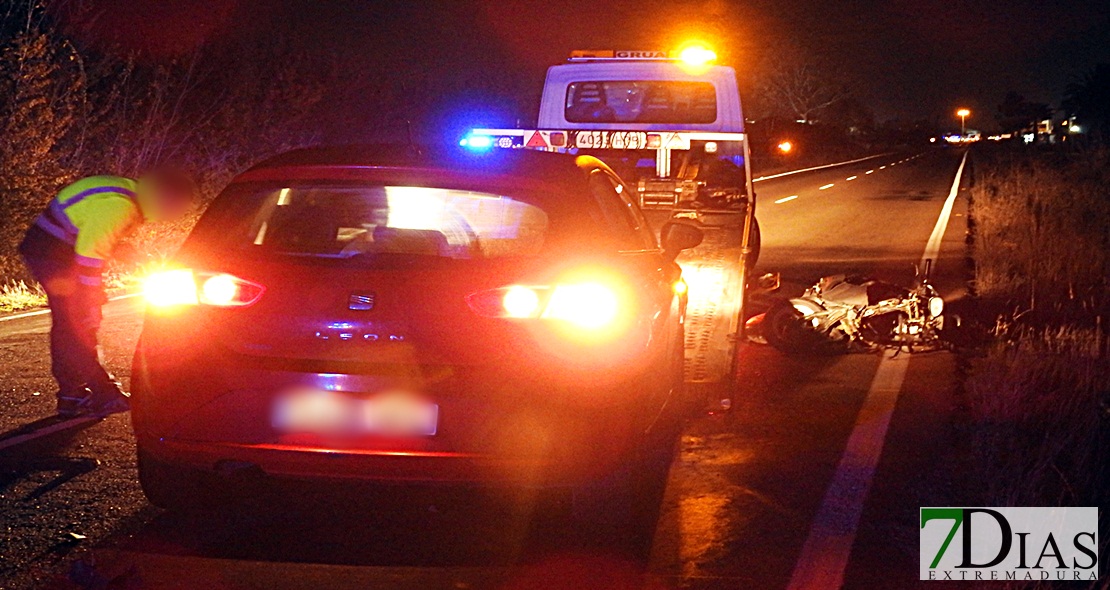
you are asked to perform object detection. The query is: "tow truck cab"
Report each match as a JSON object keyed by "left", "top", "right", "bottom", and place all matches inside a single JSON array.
[
  {"left": 471, "top": 49, "right": 753, "bottom": 216},
  {"left": 537, "top": 55, "right": 744, "bottom": 134}
]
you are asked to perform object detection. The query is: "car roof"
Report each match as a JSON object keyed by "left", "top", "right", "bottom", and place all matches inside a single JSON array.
[{"left": 238, "top": 144, "right": 603, "bottom": 191}]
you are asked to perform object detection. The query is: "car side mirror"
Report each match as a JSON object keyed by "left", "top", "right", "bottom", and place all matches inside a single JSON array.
[{"left": 660, "top": 221, "right": 703, "bottom": 259}]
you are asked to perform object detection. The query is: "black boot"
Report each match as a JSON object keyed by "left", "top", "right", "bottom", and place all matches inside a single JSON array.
[
  {"left": 89, "top": 375, "right": 131, "bottom": 418},
  {"left": 57, "top": 387, "right": 94, "bottom": 418}
]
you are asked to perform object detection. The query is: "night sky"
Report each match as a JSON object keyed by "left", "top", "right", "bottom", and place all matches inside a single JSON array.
[{"left": 58, "top": 0, "right": 1110, "bottom": 128}]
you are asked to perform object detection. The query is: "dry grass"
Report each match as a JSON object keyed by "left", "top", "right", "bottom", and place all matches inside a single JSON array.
[
  {"left": 966, "top": 329, "right": 1106, "bottom": 507},
  {"left": 0, "top": 280, "right": 47, "bottom": 313},
  {"left": 971, "top": 148, "right": 1110, "bottom": 322},
  {"left": 964, "top": 146, "right": 1109, "bottom": 588}
]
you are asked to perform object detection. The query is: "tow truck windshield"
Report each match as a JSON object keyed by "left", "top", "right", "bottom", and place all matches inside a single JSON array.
[{"left": 564, "top": 80, "right": 717, "bottom": 124}]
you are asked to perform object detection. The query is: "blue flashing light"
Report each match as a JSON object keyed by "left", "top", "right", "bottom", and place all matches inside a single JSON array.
[{"left": 460, "top": 134, "right": 493, "bottom": 150}]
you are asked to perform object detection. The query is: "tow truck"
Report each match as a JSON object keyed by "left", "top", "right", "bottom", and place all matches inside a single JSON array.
[{"left": 464, "top": 46, "right": 767, "bottom": 406}]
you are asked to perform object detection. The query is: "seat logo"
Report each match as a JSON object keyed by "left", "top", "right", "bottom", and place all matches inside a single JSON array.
[{"left": 348, "top": 293, "right": 375, "bottom": 311}]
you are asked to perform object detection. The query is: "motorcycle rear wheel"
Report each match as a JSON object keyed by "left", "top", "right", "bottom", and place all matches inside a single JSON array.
[{"left": 764, "top": 299, "right": 828, "bottom": 354}]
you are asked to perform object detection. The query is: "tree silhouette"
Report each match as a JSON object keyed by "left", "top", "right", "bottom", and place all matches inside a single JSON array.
[
  {"left": 1064, "top": 63, "right": 1110, "bottom": 144},
  {"left": 995, "top": 91, "right": 1051, "bottom": 135}
]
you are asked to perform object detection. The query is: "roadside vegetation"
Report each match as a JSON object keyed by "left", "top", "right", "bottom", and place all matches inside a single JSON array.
[
  {"left": 0, "top": 4, "right": 336, "bottom": 312},
  {"left": 965, "top": 144, "right": 1108, "bottom": 586},
  {"left": 0, "top": 280, "right": 45, "bottom": 313}
]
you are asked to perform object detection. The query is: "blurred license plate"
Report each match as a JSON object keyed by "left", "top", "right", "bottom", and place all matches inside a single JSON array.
[{"left": 273, "top": 390, "right": 438, "bottom": 436}]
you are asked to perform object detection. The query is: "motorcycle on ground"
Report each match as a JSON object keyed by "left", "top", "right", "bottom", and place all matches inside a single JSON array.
[{"left": 761, "top": 259, "right": 951, "bottom": 353}]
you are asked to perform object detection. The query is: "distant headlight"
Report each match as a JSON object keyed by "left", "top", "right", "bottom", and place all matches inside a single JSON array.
[{"left": 928, "top": 296, "right": 944, "bottom": 317}]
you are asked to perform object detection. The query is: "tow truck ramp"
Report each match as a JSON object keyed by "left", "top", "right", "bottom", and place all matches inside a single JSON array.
[
  {"left": 640, "top": 211, "right": 746, "bottom": 392},
  {"left": 679, "top": 224, "right": 745, "bottom": 385}
]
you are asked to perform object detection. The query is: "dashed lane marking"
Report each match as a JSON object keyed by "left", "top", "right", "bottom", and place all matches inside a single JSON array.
[
  {"left": 774, "top": 195, "right": 799, "bottom": 204},
  {"left": 752, "top": 153, "right": 893, "bottom": 182},
  {"left": 818, "top": 184, "right": 835, "bottom": 190}
]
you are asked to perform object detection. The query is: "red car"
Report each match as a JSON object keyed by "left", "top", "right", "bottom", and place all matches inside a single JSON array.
[{"left": 132, "top": 145, "right": 700, "bottom": 535}]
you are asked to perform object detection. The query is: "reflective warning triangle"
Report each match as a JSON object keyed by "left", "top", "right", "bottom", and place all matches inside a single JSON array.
[{"left": 525, "top": 131, "right": 549, "bottom": 148}]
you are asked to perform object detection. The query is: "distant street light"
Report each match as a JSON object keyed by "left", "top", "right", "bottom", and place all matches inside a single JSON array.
[{"left": 956, "top": 108, "right": 971, "bottom": 135}]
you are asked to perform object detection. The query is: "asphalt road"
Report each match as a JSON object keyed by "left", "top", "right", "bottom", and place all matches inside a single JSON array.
[{"left": 0, "top": 147, "right": 973, "bottom": 589}]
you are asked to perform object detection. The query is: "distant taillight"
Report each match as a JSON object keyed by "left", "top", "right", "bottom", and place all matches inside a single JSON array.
[{"left": 144, "top": 269, "right": 264, "bottom": 309}]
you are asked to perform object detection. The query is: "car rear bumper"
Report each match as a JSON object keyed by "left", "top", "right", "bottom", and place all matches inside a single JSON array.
[
  {"left": 131, "top": 329, "right": 678, "bottom": 488},
  {"left": 139, "top": 435, "right": 628, "bottom": 487}
]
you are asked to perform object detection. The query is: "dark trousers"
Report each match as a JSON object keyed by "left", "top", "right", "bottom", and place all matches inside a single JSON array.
[{"left": 19, "top": 227, "right": 115, "bottom": 397}]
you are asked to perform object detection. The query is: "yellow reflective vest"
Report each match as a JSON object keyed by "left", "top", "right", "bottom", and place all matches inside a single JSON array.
[{"left": 33, "top": 176, "right": 144, "bottom": 287}]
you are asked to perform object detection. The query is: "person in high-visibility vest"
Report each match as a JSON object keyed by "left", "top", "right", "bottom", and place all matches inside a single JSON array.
[{"left": 19, "top": 171, "right": 196, "bottom": 418}]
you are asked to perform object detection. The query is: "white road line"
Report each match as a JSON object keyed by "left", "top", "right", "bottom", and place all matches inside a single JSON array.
[
  {"left": 921, "top": 151, "right": 969, "bottom": 265},
  {"left": 0, "top": 416, "right": 100, "bottom": 452},
  {"left": 0, "top": 292, "right": 140, "bottom": 323},
  {"left": 786, "top": 353, "right": 909, "bottom": 590},
  {"left": 786, "top": 151, "right": 968, "bottom": 590},
  {"left": 846, "top": 176, "right": 857, "bottom": 181},
  {"left": 752, "top": 153, "right": 892, "bottom": 182},
  {"left": 818, "top": 183, "right": 835, "bottom": 190},
  {"left": 865, "top": 170, "right": 874, "bottom": 174},
  {"left": 879, "top": 165, "right": 887, "bottom": 169},
  {"left": 774, "top": 195, "right": 799, "bottom": 204}
]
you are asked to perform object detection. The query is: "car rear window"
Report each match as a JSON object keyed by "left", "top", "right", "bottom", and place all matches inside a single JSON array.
[
  {"left": 198, "top": 185, "right": 550, "bottom": 260},
  {"left": 565, "top": 81, "right": 717, "bottom": 124}
]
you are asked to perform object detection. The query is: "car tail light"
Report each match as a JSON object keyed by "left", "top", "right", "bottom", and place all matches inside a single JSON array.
[
  {"left": 144, "top": 269, "right": 265, "bottom": 309},
  {"left": 467, "top": 282, "right": 622, "bottom": 330}
]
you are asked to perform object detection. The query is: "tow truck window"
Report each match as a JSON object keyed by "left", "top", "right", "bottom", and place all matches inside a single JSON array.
[
  {"left": 213, "top": 186, "right": 550, "bottom": 260},
  {"left": 565, "top": 81, "right": 717, "bottom": 124}
]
